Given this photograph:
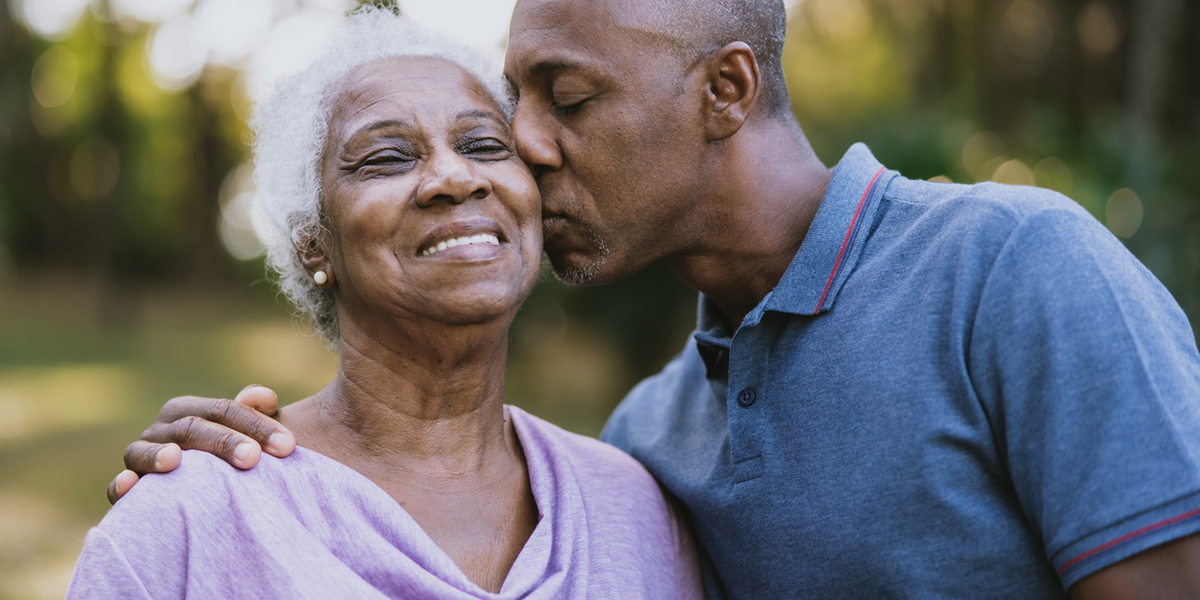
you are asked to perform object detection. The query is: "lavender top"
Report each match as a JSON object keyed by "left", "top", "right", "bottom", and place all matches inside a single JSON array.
[{"left": 68, "top": 406, "right": 702, "bottom": 599}]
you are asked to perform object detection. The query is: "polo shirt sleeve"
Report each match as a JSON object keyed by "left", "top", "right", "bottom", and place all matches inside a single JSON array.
[{"left": 966, "top": 204, "right": 1200, "bottom": 590}]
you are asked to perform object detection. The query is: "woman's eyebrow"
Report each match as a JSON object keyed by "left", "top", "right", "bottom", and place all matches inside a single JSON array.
[
  {"left": 339, "top": 119, "right": 416, "bottom": 155},
  {"left": 346, "top": 119, "right": 412, "bottom": 142},
  {"left": 455, "top": 109, "right": 508, "bottom": 129}
]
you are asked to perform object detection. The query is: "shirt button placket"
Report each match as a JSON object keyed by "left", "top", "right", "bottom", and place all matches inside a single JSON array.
[{"left": 728, "top": 331, "right": 766, "bottom": 483}]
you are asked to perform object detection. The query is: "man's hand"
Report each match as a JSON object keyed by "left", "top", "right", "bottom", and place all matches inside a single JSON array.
[{"left": 106, "top": 385, "right": 296, "bottom": 504}]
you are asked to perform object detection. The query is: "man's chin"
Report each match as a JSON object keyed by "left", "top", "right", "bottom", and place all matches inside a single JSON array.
[
  {"left": 549, "top": 257, "right": 604, "bottom": 286},
  {"left": 546, "top": 246, "right": 613, "bottom": 287}
]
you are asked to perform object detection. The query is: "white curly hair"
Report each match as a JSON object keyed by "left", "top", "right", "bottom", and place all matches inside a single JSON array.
[{"left": 250, "top": 4, "right": 513, "bottom": 346}]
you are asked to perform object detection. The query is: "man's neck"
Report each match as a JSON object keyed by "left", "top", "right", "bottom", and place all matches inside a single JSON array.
[{"left": 665, "top": 122, "right": 832, "bottom": 327}]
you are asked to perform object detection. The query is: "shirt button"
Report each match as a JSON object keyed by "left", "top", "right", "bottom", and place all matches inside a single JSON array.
[{"left": 737, "top": 387, "right": 757, "bottom": 407}]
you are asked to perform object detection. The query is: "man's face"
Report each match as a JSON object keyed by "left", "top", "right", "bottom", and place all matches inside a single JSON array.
[{"left": 504, "top": 0, "right": 708, "bottom": 286}]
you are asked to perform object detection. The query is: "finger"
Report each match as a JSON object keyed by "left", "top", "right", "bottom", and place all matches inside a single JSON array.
[
  {"left": 123, "top": 441, "right": 182, "bottom": 475},
  {"left": 156, "top": 415, "right": 265, "bottom": 469},
  {"left": 233, "top": 386, "right": 295, "bottom": 457},
  {"left": 107, "top": 470, "right": 140, "bottom": 505},
  {"left": 145, "top": 397, "right": 295, "bottom": 458},
  {"left": 234, "top": 384, "right": 280, "bottom": 417}
]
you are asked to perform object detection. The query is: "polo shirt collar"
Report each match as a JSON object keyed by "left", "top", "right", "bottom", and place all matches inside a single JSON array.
[
  {"left": 692, "top": 143, "right": 893, "bottom": 368},
  {"left": 764, "top": 143, "right": 893, "bottom": 317}
]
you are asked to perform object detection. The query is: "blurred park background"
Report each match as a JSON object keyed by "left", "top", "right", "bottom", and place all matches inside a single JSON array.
[{"left": 0, "top": 0, "right": 1197, "bottom": 597}]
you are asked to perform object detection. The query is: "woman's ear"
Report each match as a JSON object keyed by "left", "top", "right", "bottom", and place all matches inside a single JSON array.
[
  {"left": 702, "top": 42, "right": 761, "bottom": 142},
  {"left": 298, "top": 237, "right": 334, "bottom": 289}
]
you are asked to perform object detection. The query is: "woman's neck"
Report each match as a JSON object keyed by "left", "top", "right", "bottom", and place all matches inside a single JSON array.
[{"left": 286, "top": 315, "right": 519, "bottom": 476}]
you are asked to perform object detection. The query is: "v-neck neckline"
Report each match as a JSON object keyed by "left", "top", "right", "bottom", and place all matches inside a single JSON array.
[{"left": 283, "top": 406, "right": 551, "bottom": 597}]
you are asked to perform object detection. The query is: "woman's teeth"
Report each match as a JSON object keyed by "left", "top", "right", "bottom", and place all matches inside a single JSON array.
[{"left": 422, "top": 234, "right": 501, "bottom": 256}]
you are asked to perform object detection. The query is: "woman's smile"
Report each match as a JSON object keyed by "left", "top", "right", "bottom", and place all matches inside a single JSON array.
[{"left": 416, "top": 218, "right": 507, "bottom": 258}]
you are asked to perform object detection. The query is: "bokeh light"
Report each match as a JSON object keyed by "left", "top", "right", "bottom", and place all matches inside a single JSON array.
[
  {"left": 1034, "top": 157, "right": 1073, "bottom": 195},
  {"left": 992, "top": 159, "right": 1036, "bottom": 186},
  {"left": 396, "top": 0, "right": 518, "bottom": 49},
  {"left": 68, "top": 138, "right": 121, "bottom": 202},
  {"left": 10, "top": 0, "right": 93, "bottom": 40},
  {"left": 217, "top": 162, "right": 265, "bottom": 261},
  {"left": 241, "top": 10, "right": 343, "bottom": 102},
  {"left": 147, "top": 14, "right": 208, "bottom": 91},
  {"left": 109, "top": 0, "right": 194, "bottom": 24},
  {"left": 1106, "top": 188, "right": 1144, "bottom": 238},
  {"left": 194, "top": 0, "right": 274, "bottom": 66},
  {"left": 1077, "top": 2, "right": 1122, "bottom": 57},
  {"left": 31, "top": 46, "right": 80, "bottom": 108},
  {"left": 962, "top": 131, "right": 1006, "bottom": 182},
  {"left": 1003, "top": 0, "right": 1055, "bottom": 61}
]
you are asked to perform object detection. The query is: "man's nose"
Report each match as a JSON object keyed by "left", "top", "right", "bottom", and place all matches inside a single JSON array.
[
  {"left": 415, "top": 150, "right": 491, "bottom": 208},
  {"left": 512, "top": 100, "right": 563, "bottom": 176}
]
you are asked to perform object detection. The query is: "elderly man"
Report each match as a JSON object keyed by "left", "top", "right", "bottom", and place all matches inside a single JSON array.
[{"left": 112, "top": 0, "right": 1200, "bottom": 597}]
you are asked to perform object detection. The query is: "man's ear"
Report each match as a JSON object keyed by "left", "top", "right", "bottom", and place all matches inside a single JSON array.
[
  {"left": 702, "top": 42, "right": 761, "bottom": 142},
  {"left": 297, "top": 236, "right": 334, "bottom": 289}
]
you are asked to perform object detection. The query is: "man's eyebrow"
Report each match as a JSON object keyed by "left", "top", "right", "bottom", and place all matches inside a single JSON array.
[{"left": 527, "top": 60, "right": 584, "bottom": 79}]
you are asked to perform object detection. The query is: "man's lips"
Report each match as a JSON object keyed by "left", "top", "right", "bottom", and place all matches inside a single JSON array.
[{"left": 541, "top": 209, "right": 570, "bottom": 228}]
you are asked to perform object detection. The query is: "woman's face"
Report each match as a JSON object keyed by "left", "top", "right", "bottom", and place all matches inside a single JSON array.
[{"left": 316, "top": 57, "right": 541, "bottom": 331}]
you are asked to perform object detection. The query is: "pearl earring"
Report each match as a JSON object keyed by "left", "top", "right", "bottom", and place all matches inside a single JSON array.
[{"left": 313, "top": 271, "right": 328, "bottom": 285}]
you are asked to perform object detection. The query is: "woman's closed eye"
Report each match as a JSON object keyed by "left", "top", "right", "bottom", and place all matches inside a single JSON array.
[
  {"left": 357, "top": 150, "right": 417, "bottom": 174},
  {"left": 458, "top": 137, "right": 512, "bottom": 159}
]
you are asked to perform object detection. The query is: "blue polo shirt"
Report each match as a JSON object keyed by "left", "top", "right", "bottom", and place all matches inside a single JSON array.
[{"left": 602, "top": 144, "right": 1200, "bottom": 599}]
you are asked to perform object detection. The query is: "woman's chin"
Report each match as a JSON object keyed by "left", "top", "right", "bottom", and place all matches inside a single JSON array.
[{"left": 406, "top": 285, "right": 530, "bottom": 328}]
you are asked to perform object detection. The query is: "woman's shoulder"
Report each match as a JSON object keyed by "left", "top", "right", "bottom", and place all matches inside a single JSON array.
[
  {"left": 97, "top": 451, "right": 297, "bottom": 536},
  {"left": 117, "top": 449, "right": 302, "bottom": 505}
]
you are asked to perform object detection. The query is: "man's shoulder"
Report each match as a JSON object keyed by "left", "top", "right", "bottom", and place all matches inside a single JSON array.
[
  {"left": 883, "top": 176, "right": 1092, "bottom": 232},
  {"left": 883, "top": 175, "right": 1099, "bottom": 236}
]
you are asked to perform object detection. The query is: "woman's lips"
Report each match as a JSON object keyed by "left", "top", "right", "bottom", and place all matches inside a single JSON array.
[
  {"left": 416, "top": 219, "right": 506, "bottom": 257},
  {"left": 421, "top": 233, "right": 500, "bottom": 257}
]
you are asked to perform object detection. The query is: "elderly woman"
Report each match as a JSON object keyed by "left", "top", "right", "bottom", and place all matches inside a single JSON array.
[{"left": 67, "top": 8, "right": 700, "bottom": 599}]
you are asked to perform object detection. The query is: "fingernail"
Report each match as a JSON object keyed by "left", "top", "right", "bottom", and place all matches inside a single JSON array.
[
  {"left": 153, "top": 448, "right": 166, "bottom": 470},
  {"left": 233, "top": 442, "right": 254, "bottom": 463},
  {"left": 268, "top": 433, "right": 287, "bottom": 453}
]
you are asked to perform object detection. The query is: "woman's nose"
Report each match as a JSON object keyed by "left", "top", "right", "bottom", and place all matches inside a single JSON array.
[
  {"left": 512, "top": 100, "right": 563, "bottom": 176},
  {"left": 414, "top": 149, "right": 491, "bottom": 208}
]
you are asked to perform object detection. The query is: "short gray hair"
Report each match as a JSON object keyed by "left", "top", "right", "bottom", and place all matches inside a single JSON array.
[
  {"left": 251, "top": 5, "right": 512, "bottom": 346},
  {"left": 640, "top": 0, "right": 789, "bottom": 115}
]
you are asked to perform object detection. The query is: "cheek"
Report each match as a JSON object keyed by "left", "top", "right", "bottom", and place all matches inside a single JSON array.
[{"left": 326, "top": 187, "right": 411, "bottom": 268}]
